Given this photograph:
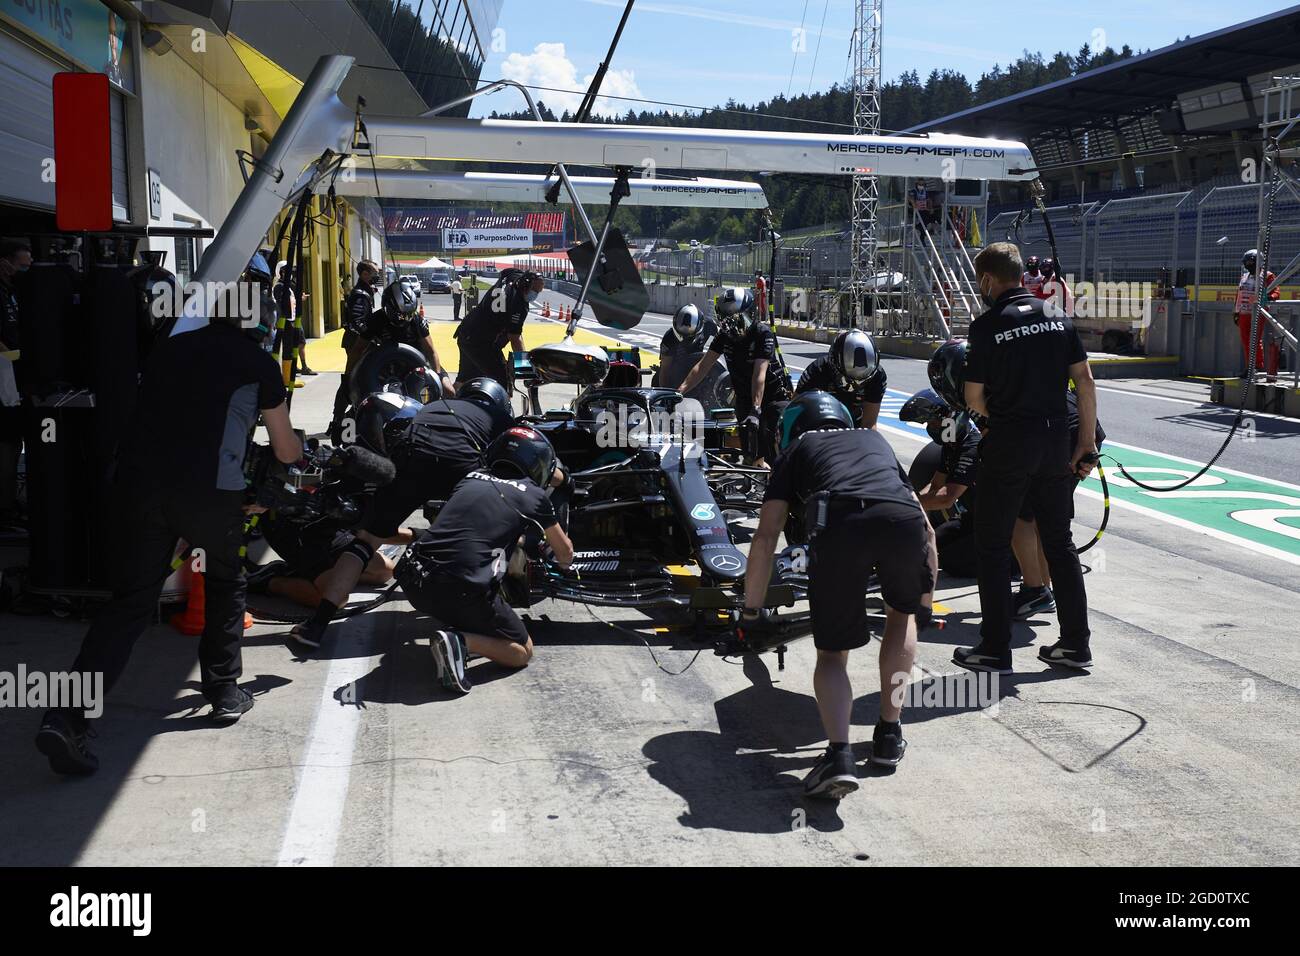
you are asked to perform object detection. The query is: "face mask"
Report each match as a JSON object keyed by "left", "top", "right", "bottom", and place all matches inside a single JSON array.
[{"left": 978, "top": 278, "right": 996, "bottom": 308}]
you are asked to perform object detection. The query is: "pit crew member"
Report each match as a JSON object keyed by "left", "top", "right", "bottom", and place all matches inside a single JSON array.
[
  {"left": 397, "top": 425, "right": 574, "bottom": 694},
  {"left": 742, "top": 391, "right": 935, "bottom": 798},
  {"left": 795, "top": 328, "right": 887, "bottom": 428}
]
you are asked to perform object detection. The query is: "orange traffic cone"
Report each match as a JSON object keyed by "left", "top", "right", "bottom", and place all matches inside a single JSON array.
[
  {"left": 542, "top": 301, "right": 551, "bottom": 317},
  {"left": 170, "top": 572, "right": 254, "bottom": 635}
]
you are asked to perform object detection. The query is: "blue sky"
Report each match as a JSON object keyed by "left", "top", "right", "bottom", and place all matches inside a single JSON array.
[{"left": 471, "top": 0, "right": 1292, "bottom": 117}]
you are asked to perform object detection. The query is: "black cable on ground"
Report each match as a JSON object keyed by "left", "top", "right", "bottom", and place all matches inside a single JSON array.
[{"left": 248, "top": 581, "right": 401, "bottom": 625}]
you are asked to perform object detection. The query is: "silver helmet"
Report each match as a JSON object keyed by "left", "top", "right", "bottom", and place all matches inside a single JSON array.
[
  {"left": 830, "top": 329, "right": 878, "bottom": 385},
  {"left": 673, "top": 303, "right": 704, "bottom": 342}
]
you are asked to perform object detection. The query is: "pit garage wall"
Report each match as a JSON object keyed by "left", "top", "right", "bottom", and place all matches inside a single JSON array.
[{"left": 134, "top": 41, "right": 252, "bottom": 281}]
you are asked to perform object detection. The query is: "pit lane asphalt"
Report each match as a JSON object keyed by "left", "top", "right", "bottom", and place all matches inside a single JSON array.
[{"left": 0, "top": 295, "right": 1295, "bottom": 866}]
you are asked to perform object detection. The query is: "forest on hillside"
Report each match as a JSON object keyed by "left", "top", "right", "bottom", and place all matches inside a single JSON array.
[{"left": 385, "top": 43, "right": 1141, "bottom": 244}]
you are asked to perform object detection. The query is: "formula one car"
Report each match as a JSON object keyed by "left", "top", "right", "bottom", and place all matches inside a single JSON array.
[{"left": 482, "top": 342, "right": 821, "bottom": 662}]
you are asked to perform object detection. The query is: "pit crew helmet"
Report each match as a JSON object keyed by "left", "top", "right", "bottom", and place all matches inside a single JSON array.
[
  {"left": 486, "top": 425, "right": 557, "bottom": 488},
  {"left": 927, "top": 340, "right": 969, "bottom": 411},
  {"left": 779, "top": 390, "right": 854, "bottom": 450},
  {"left": 672, "top": 303, "right": 705, "bottom": 343},
  {"left": 829, "top": 329, "right": 878, "bottom": 386},
  {"left": 458, "top": 376, "right": 511, "bottom": 415},
  {"left": 354, "top": 391, "right": 421, "bottom": 455}
]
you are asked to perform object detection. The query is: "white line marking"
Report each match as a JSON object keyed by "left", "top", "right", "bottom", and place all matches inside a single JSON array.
[
  {"left": 1095, "top": 384, "right": 1300, "bottom": 423},
  {"left": 1103, "top": 438, "right": 1300, "bottom": 493},
  {"left": 1073, "top": 487, "right": 1300, "bottom": 566},
  {"left": 276, "top": 627, "right": 376, "bottom": 867}
]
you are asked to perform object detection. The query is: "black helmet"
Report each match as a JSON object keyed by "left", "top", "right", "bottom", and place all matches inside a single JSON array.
[
  {"left": 925, "top": 412, "right": 972, "bottom": 446},
  {"left": 403, "top": 366, "right": 442, "bottom": 405},
  {"left": 1040, "top": 258, "right": 1056, "bottom": 277},
  {"left": 459, "top": 376, "right": 511, "bottom": 415},
  {"left": 382, "top": 279, "right": 418, "bottom": 320},
  {"left": 829, "top": 329, "right": 878, "bottom": 386},
  {"left": 1243, "top": 248, "right": 1259, "bottom": 274},
  {"left": 673, "top": 303, "right": 704, "bottom": 343},
  {"left": 778, "top": 390, "right": 854, "bottom": 450},
  {"left": 1025, "top": 255, "right": 1040, "bottom": 274},
  {"left": 927, "top": 340, "right": 969, "bottom": 410},
  {"left": 354, "top": 391, "right": 421, "bottom": 455},
  {"left": 486, "top": 425, "right": 556, "bottom": 488},
  {"left": 899, "top": 387, "right": 951, "bottom": 425}
]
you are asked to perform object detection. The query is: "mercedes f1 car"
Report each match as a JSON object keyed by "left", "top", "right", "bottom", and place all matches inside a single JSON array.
[{"left": 483, "top": 342, "right": 825, "bottom": 664}]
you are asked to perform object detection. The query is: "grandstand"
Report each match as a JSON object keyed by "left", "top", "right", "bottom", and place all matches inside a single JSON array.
[{"left": 907, "top": 6, "right": 1300, "bottom": 209}]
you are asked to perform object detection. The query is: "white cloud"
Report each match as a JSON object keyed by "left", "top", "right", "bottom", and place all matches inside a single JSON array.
[{"left": 498, "top": 41, "right": 644, "bottom": 118}]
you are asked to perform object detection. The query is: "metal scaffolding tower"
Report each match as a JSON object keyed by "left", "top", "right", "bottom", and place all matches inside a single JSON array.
[{"left": 848, "top": 0, "right": 883, "bottom": 326}]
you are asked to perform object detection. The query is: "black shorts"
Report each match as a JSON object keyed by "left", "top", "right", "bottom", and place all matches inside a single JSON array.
[
  {"left": 272, "top": 523, "right": 356, "bottom": 580},
  {"left": 402, "top": 573, "right": 529, "bottom": 645},
  {"left": 807, "top": 499, "right": 933, "bottom": 651},
  {"left": 362, "top": 442, "right": 465, "bottom": 539}
]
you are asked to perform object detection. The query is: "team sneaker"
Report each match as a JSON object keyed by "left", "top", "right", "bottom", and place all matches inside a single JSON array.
[
  {"left": 1037, "top": 641, "right": 1093, "bottom": 669},
  {"left": 802, "top": 747, "right": 859, "bottom": 799},
  {"left": 1014, "top": 586, "right": 1057, "bottom": 619},
  {"left": 871, "top": 721, "right": 907, "bottom": 767},
  {"left": 289, "top": 620, "right": 326, "bottom": 649},
  {"left": 245, "top": 560, "right": 288, "bottom": 595},
  {"left": 953, "top": 643, "right": 1014, "bottom": 675},
  {"left": 209, "top": 685, "right": 255, "bottom": 723},
  {"left": 430, "top": 630, "right": 472, "bottom": 695},
  {"left": 35, "top": 710, "right": 99, "bottom": 776}
]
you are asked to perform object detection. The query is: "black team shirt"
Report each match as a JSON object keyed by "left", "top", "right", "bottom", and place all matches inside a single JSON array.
[
  {"left": 399, "top": 398, "right": 513, "bottom": 472},
  {"left": 455, "top": 270, "right": 531, "bottom": 350},
  {"left": 708, "top": 320, "right": 792, "bottom": 412},
  {"left": 964, "top": 288, "right": 1087, "bottom": 427},
  {"left": 407, "top": 471, "right": 557, "bottom": 589},
  {"left": 766, "top": 428, "right": 916, "bottom": 509},
  {"left": 125, "top": 323, "right": 286, "bottom": 493},
  {"left": 795, "top": 354, "right": 888, "bottom": 423}
]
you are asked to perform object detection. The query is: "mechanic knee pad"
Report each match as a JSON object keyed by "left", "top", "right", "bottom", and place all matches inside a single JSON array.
[{"left": 342, "top": 538, "right": 376, "bottom": 568}]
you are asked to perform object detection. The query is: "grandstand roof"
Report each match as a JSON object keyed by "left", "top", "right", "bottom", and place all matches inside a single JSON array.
[{"left": 907, "top": 6, "right": 1300, "bottom": 146}]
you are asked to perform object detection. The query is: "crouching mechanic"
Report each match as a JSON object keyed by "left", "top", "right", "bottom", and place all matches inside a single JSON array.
[
  {"left": 795, "top": 328, "right": 887, "bottom": 428},
  {"left": 741, "top": 391, "right": 935, "bottom": 799},
  {"left": 289, "top": 378, "right": 516, "bottom": 649},
  {"left": 655, "top": 303, "right": 721, "bottom": 403},
  {"left": 677, "top": 286, "right": 793, "bottom": 466},
  {"left": 396, "top": 425, "right": 574, "bottom": 694},
  {"left": 248, "top": 510, "right": 396, "bottom": 608},
  {"left": 901, "top": 387, "right": 981, "bottom": 578}
]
